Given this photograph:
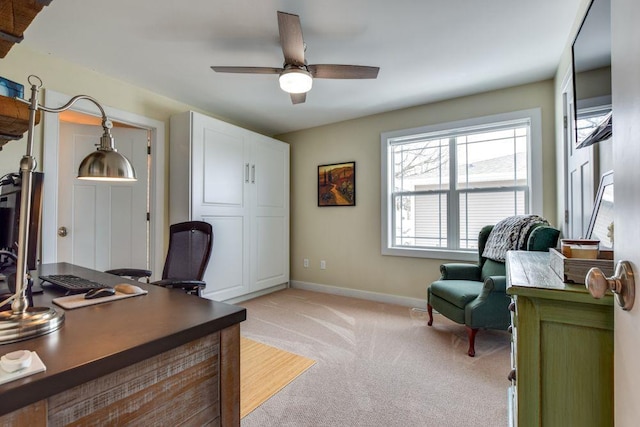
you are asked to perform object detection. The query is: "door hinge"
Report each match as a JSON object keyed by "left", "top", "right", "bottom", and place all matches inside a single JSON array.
[
  {"left": 564, "top": 209, "right": 569, "bottom": 224},
  {"left": 563, "top": 116, "right": 568, "bottom": 129},
  {"left": 147, "top": 212, "right": 150, "bottom": 221},
  {"left": 147, "top": 145, "right": 151, "bottom": 155}
]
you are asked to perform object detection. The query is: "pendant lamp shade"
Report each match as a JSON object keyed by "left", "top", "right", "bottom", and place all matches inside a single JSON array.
[{"left": 78, "top": 148, "right": 136, "bottom": 181}]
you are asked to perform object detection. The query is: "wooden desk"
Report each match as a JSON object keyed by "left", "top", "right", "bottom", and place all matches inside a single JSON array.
[
  {"left": 0, "top": 263, "right": 246, "bottom": 426},
  {"left": 506, "top": 251, "right": 613, "bottom": 427}
]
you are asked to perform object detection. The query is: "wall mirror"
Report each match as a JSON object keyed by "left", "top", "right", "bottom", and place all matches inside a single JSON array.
[
  {"left": 586, "top": 170, "right": 614, "bottom": 249},
  {"left": 572, "top": 0, "right": 612, "bottom": 148}
]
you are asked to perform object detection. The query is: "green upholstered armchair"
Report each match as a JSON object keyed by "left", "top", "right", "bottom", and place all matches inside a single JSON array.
[{"left": 427, "top": 223, "right": 560, "bottom": 357}]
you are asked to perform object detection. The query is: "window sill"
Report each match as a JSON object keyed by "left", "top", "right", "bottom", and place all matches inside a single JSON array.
[{"left": 382, "top": 246, "right": 478, "bottom": 262}]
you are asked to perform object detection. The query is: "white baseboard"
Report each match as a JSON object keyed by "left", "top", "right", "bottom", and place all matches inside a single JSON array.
[
  {"left": 223, "top": 283, "right": 289, "bottom": 305},
  {"left": 290, "top": 280, "right": 427, "bottom": 309}
]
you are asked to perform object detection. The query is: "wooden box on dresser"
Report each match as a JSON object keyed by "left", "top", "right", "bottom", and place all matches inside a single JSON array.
[
  {"left": 505, "top": 251, "right": 614, "bottom": 427},
  {"left": 170, "top": 111, "right": 290, "bottom": 302}
]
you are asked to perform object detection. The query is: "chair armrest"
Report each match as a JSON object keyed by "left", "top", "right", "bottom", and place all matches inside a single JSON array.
[
  {"left": 440, "top": 263, "right": 481, "bottom": 281},
  {"left": 105, "top": 268, "right": 152, "bottom": 280},
  {"left": 483, "top": 275, "right": 507, "bottom": 293},
  {"left": 466, "top": 275, "right": 510, "bottom": 330},
  {"left": 151, "top": 279, "right": 206, "bottom": 289}
]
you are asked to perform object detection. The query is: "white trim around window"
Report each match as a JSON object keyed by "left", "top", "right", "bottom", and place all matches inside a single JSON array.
[{"left": 380, "top": 108, "right": 543, "bottom": 261}]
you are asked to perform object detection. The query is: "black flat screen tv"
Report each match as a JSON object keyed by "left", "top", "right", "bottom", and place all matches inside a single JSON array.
[
  {"left": 0, "top": 172, "right": 44, "bottom": 271},
  {"left": 571, "top": 0, "right": 612, "bottom": 148}
]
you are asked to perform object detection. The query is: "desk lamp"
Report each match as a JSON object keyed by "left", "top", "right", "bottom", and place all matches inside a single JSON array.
[{"left": 0, "top": 75, "right": 136, "bottom": 343}]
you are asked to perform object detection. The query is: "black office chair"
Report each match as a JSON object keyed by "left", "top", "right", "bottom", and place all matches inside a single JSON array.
[{"left": 106, "top": 221, "right": 213, "bottom": 295}]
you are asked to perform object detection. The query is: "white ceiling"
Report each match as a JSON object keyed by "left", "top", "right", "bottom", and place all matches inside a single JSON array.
[{"left": 23, "top": 0, "right": 582, "bottom": 136}]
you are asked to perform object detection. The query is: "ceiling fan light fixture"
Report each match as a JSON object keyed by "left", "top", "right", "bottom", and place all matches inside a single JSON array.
[
  {"left": 279, "top": 68, "right": 313, "bottom": 94},
  {"left": 211, "top": 12, "right": 378, "bottom": 104}
]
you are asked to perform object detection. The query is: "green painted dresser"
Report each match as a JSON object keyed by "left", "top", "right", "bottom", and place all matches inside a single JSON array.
[{"left": 505, "top": 251, "right": 614, "bottom": 427}]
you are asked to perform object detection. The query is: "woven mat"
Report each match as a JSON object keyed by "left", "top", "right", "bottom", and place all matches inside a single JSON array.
[{"left": 241, "top": 337, "right": 315, "bottom": 418}]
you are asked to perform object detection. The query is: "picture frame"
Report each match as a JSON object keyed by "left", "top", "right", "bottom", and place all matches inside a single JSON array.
[
  {"left": 586, "top": 170, "right": 614, "bottom": 249},
  {"left": 318, "top": 162, "right": 356, "bottom": 207}
]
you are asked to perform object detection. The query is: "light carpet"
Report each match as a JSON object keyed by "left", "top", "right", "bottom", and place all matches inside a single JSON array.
[
  {"left": 241, "top": 337, "right": 316, "bottom": 418},
  {"left": 239, "top": 288, "right": 511, "bottom": 427}
]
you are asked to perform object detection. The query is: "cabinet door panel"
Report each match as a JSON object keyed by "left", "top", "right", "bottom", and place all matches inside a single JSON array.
[
  {"left": 254, "top": 216, "right": 286, "bottom": 290},
  {"left": 541, "top": 322, "right": 613, "bottom": 427},
  {"left": 200, "top": 128, "right": 246, "bottom": 208},
  {"left": 254, "top": 137, "right": 287, "bottom": 210},
  {"left": 201, "top": 216, "right": 249, "bottom": 300}
]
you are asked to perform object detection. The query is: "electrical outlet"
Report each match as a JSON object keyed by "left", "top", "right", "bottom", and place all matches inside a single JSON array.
[
  {"left": 320, "top": 260, "right": 326, "bottom": 270},
  {"left": 303, "top": 258, "right": 309, "bottom": 268}
]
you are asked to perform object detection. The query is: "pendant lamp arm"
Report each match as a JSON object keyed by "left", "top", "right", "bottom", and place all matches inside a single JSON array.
[
  {"left": 37, "top": 94, "right": 115, "bottom": 148},
  {"left": 23, "top": 75, "right": 115, "bottom": 151},
  {"left": 38, "top": 94, "right": 108, "bottom": 118}
]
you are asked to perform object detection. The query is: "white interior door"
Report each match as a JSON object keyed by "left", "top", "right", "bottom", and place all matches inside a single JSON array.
[
  {"left": 611, "top": 0, "right": 640, "bottom": 422},
  {"left": 57, "top": 123, "right": 148, "bottom": 272}
]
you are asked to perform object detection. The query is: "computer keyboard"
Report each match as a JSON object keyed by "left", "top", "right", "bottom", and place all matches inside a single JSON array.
[{"left": 39, "top": 274, "right": 108, "bottom": 293}]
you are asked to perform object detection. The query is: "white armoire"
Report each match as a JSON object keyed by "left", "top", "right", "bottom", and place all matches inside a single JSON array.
[{"left": 169, "top": 111, "right": 289, "bottom": 301}]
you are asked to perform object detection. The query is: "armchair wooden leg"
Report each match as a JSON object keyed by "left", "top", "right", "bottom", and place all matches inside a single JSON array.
[
  {"left": 466, "top": 326, "right": 478, "bottom": 357},
  {"left": 427, "top": 304, "right": 433, "bottom": 326}
]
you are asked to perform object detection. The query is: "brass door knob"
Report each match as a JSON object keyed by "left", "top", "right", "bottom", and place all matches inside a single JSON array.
[
  {"left": 57, "top": 226, "right": 68, "bottom": 237},
  {"left": 586, "top": 261, "right": 635, "bottom": 311}
]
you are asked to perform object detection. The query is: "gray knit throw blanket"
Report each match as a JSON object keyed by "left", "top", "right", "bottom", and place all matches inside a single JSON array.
[{"left": 482, "top": 215, "right": 549, "bottom": 262}]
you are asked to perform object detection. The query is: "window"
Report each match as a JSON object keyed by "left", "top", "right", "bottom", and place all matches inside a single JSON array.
[{"left": 381, "top": 109, "right": 542, "bottom": 260}]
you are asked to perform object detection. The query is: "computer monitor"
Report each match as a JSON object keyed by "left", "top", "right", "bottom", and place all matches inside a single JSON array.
[{"left": 0, "top": 172, "right": 44, "bottom": 271}]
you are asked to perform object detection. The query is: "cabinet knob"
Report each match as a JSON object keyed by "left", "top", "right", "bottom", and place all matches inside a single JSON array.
[
  {"left": 508, "top": 369, "right": 516, "bottom": 382},
  {"left": 585, "top": 261, "right": 635, "bottom": 311},
  {"left": 507, "top": 325, "right": 513, "bottom": 334},
  {"left": 508, "top": 302, "right": 515, "bottom": 312}
]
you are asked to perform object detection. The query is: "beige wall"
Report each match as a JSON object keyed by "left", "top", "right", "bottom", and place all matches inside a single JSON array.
[
  {"left": 3, "top": 45, "right": 559, "bottom": 303},
  {"left": 0, "top": 45, "right": 230, "bottom": 246},
  {"left": 278, "top": 81, "right": 557, "bottom": 301},
  {"left": 2, "top": 45, "right": 193, "bottom": 168}
]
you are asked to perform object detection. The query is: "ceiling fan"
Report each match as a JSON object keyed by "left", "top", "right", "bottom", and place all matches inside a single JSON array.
[{"left": 211, "top": 11, "right": 380, "bottom": 104}]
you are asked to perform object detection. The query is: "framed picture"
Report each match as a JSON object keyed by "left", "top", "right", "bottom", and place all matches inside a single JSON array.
[{"left": 318, "top": 162, "right": 356, "bottom": 207}]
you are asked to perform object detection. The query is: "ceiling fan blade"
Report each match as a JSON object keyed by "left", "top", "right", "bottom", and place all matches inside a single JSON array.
[
  {"left": 290, "top": 92, "right": 306, "bottom": 104},
  {"left": 308, "top": 64, "right": 380, "bottom": 79},
  {"left": 277, "top": 11, "right": 305, "bottom": 65},
  {"left": 211, "top": 66, "right": 283, "bottom": 74}
]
